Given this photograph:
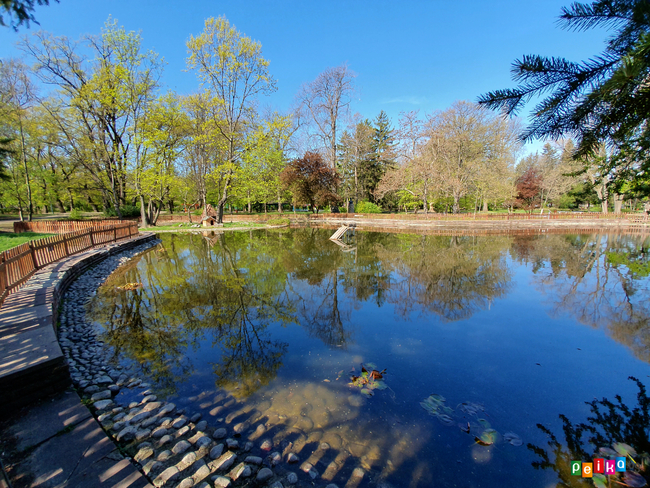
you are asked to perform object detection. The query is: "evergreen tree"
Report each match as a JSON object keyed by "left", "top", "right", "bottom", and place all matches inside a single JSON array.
[{"left": 360, "top": 110, "right": 396, "bottom": 202}]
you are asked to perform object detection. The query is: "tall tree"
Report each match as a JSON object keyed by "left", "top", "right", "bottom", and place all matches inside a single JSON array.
[
  {"left": 361, "top": 110, "right": 396, "bottom": 203},
  {"left": 296, "top": 64, "right": 355, "bottom": 169},
  {"left": 478, "top": 0, "right": 650, "bottom": 184},
  {"left": 21, "top": 19, "right": 163, "bottom": 217},
  {"left": 186, "top": 16, "right": 276, "bottom": 223},
  {"left": 0, "top": 58, "right": 37, "bottom": 220}
]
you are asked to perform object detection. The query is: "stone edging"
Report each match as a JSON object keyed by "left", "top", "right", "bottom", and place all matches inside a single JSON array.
[{"left": 0, "top": 233, "right": 158, "bottom": 415}]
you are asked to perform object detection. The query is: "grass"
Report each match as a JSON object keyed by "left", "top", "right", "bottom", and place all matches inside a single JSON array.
[
  {"left": 140, "top": 222, "right": 269, "bottom": 231},
  {"left": 0, "top": 232, "right": 52, "bottom": 252}
]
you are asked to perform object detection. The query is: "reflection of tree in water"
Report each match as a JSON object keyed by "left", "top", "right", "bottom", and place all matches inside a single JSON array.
[
  {"left": 375, "top": 234, "right": 512, "bottom": 322},
  {"left": 281, "top": 228, "right": 353, "bottom": 348},
  {"left": 90, "top": 231, "right": 294, "bottom": 398},
  {"left": 511, "top": 233, "right": 650, "bottom": 363},
  {"left": 528, "top": 377, "right": 650, "bottom": 487}
]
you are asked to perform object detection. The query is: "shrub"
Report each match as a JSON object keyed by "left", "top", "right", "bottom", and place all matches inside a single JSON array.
[
  {"left": 104, "top": 205, "right": 140, "bottom": 218},
  {"left": 68, "top": 208, "right": 84, "bottom": 220},
  {"left": 355, "top": 201, "right": 382, "bottom": 213}
]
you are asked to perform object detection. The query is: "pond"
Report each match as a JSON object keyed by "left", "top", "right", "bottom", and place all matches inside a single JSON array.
[{"left": 87, "top": 227, "right": 650, "bottom": 488}]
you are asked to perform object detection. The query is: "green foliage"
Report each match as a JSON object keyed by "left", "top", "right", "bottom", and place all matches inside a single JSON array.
[
  {"left": 104, "top": 205, "right": 139, "bottom": 218},
  {"left": 556, "top": 193, "right": 577, "bottom": 209},
  {"left": 0, "top": 0, "right": 55, "bottom": 30},
  {"left": 68, "top": 208, "right": 83, "bottom": 220},
  {"left": 479, "top": 0, "right": 650, "bottom": 186},
  {"left": 355, "top": 201, "right": 382, "bottom": 213}
]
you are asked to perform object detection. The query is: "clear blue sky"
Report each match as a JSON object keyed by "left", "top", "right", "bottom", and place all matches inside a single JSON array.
[{"left": 0, "top": 0, "right": 609, "bottom": 154}]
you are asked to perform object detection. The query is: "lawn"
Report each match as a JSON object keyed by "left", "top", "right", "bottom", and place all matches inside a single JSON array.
[{"left": 0, "top": 232, "right": 52, "bottom": 252}]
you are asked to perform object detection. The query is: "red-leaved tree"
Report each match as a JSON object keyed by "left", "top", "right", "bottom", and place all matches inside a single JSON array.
[
  {"left": 515, "top": 167, "right": 542, "bottom": 212},
  {"left": 280, "top": 152, "right": 340, "bottom": 213}
]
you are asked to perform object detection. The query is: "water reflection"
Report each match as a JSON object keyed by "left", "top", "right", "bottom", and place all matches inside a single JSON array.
[
  {"left": 528, "top": 376, "right": 650, "bottom": 487},
  {"left": 510, "top": 233, "right": 650, "bottom": 363},
  {"left": 86, "top": 227, "right": 650, "bottom": 488}
]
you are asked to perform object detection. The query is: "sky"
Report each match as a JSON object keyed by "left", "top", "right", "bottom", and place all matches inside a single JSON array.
[{"left": 0, "top": 0, "right": 611, "bottom": 156}]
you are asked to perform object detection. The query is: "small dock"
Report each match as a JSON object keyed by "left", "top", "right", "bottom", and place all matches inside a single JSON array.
[{"left": 330, "top": 224, "right": 353, "bottom": 240}]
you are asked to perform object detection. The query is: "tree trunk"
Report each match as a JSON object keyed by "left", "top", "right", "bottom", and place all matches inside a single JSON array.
[
  {"left": 423, "top": 184, "right": 428, "bottom": 215},
  {"left": 140, "top": 195, "right": 149, "bottom": 226},
  {"left": 277, "top": 190, "right": 283, "bottom": 213},
  {"left": 613, "top": 193, "right": 624, "bottom": 214},
  {"left": 452, "top": 193, "right": 460, "bottom": 214},
  {"left": 483, "top": 200, "right": 488, "bottom": 212}
]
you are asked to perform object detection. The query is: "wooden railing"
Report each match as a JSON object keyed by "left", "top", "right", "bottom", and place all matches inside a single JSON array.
[
  {"left": 13, "top": 219, "right": 136, "bottom": 234},
  {"left": 0, "top": 222, "right": 139, "bottom": 304},
  {"left": 309, "top": 212, "right": 643, "bottom": 221}
]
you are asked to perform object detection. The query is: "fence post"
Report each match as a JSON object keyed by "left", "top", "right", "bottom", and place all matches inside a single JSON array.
[
  {"left": 113, "top": 226, "right": 117, "bottom": 242},
  {"left": 29, "top": 241, "right": 38, "bottom": 270},
  {"left": 63, "top": 234, "right": 69, "bottom": 256},
  {"left": 0, "top": 253, "right": 7, "bottom": 299},
  {"left": 90, "top": 229, "right": 95, "bottom": 247}
]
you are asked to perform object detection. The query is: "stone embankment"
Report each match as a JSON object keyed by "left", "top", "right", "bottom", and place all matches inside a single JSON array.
[
  {"left": 57, "top": 243, "right": 340, "bottom": 487},
  {"left": 2, "top": 232, "right": 343, "bottom": 488}
]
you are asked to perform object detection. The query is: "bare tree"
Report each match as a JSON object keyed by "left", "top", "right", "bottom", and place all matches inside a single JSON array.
[{"left": 295, "top": 64, "right": 356, "bottom": 168}]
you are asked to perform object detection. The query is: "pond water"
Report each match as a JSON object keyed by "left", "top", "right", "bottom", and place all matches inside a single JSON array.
[{"left": 87, "top": 228, "right": 650, "bottom": 488}]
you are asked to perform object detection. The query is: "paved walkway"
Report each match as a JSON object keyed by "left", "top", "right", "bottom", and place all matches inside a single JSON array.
[{"left": 0, "top": 234, "right": 156, "bottom": 488}]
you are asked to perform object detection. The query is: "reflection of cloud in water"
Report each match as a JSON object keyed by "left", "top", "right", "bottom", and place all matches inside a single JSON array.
[{"left": 191, "top": 382, "right": 432, "bottom": 486}]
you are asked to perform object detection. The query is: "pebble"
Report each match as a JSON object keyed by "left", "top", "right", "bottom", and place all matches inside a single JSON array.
[
  {"left": 152, "top": 427, "right": 168, "bottom": 439},
  {"left": 177, "top": 478, "right": 193, "bottom": 488},
  {"left": 195, "top": 436, "right": 212, "bottom": 449},
  {"left": 190, "top": 413, "right": 202, "bottom": 423},
  {"left": 260, "top": 439, "right": 273, "bottom": 450},
  {"left": 171, "top": 417, "right": 187, "bottom": 429},
  {"left": 256, "top": 467, "right": 273, "bottom": 482},
  {"left": 245, "top": 455, "right": 262, "bottom": 465},
  {"left": 212, "top": 451, "right": 236, "bottom": 472},
  {"left": 178, "top": 452, "right": 197, "bottom": 470},
  {"left": 286, "top": 472, "right": 298, "bottom": 484},
  {"left": 270, "top": 482, "right": 284, "bottom": 488},
  {"left": 320, "top": 442, "right": 330, "bottom": 450},
  {"left": 269, "top": 451, "right": 282, "bottom": 466},
  {"left": 229, "top": 462, "right": 251, "bottom": 480},
  {"left": 226, "top": 438, "right": 238, "bottom": 449},
  {"left": 157, "top": 450, "right": 172, "bottom": 462},
  {"left": 212, "top": 476, "right": 231, "bottom": 488},
  {"left": 158, "top": 435, "right": 172, "bottom": 447},
  {"left": 192, "top": 459, "right": 210, "bottom": 483},
  {"left": 93, "top": 399, "right": 114, "bottom": 411},
  {"left": 286, "top": 452, "right": 299, "bottom": 463},
  {"left": 210, "top": 444, "right": 224, "bottom": 459},
  {"left": 213, "top": 428, "right": 227, "bottom": 439},
  {"left": 90, "top": 390, "right": 112, "bottom": 401},
  {"left": 195, "top": 420, "right": 207, "bottom": 431},
  {"left": 116, "top": 426, "right": 137, "bottom": 442},
  {"left": 172, "top": 440, "right": 191, "bottom": 455},
  {"left": 153, "top": 466, "right": 179, "bottom": 487},
  {"left": 134, "top": 446, "right": 154, "bottom": 462}
]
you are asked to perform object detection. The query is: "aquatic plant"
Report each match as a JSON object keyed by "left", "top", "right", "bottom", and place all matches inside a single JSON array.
[{"left": 349, "top": 363, "right": 388, "bottom": 396}]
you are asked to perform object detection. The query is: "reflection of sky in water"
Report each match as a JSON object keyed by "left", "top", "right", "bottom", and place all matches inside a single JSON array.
[{"left": 89, "top": 229, "right": 650, "bottom": 488}]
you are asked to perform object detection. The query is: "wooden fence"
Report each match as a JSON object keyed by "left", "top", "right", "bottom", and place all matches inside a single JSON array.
[
  {"left": 13, "top": 219, "right": 136, "bottom": 234},
  {"left": 0, "top": 222, "right": 139, "bottom": 304},
  {"left": 309, "top": 212, "right": 641, "bottom": 221}
]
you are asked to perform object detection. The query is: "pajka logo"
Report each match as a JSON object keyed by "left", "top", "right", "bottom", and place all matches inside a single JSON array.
[{"left": 571, "top": 457, "right": 626, "bottom": 477}]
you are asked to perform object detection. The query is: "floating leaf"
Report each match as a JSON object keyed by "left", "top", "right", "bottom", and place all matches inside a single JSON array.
[
  {"left": 479, "top": 429, "right": 499, "bottom": 446},
  {"left": 360, "top": 388, "right": 373, "bottom": 397},
  {"left": 592, "top": 474, "right": 607, "bottom": 488},
  {"left": 437, "top": 414, "right": 455, "bottom": 426},
  {"left": 365, "top": 362, "right": 377, "bottom": 370},
  {"left": 459, "top": 422, "right": 471, "bottom": 434},
  {"left": 116, "top": 282, "right": 143, "bottom": 291},
  {"left": 477, "top": 419, "right": 492, "bottom": 430},
  {"left": 458, "top": 401, "right": 484, "bottom": 417},
  {"left": 623, "top": 471, "right": 647, "bottom": 487},
  {"left": 614, "top": 442, "right": 637, "bottom": 457},
  {"left": 503, "top": 432, "right": 523, "bottom": 446},
  {"left": 373, "top": 381, "right": 388, "bottom": 390},
  {"left": 474, "top": 436, "right": 492, "bottom": 446}
]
